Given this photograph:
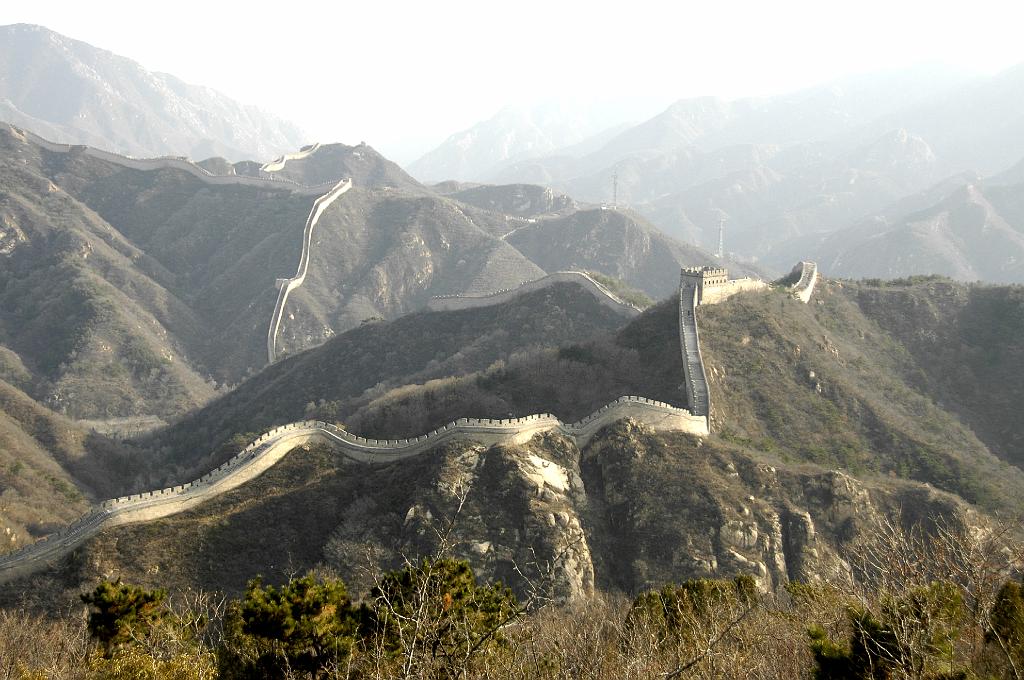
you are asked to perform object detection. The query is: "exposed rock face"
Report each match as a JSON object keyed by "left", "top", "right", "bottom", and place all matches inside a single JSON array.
[{"left": 30, "top": 419, "right": 974, "bottom": 607}]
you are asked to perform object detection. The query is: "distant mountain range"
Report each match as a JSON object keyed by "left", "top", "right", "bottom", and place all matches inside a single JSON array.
[
  {"left": 412, "top": 64, "right": 1024, "bottom": 280},
  {"left": 0, "top": 24, "right": 307, "bottom": 160},
  {"left": 801, "top": 176, "right": 1024, "bottom": 282},
  {"left": 407, "top": 98, "right": 665, "bottom": 183}
]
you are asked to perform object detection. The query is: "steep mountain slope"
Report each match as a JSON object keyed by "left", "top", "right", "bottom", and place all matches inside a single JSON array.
[
  {"left": 0, "top": 131, "right": 221, "bottom": 418},
  {"left": 0, "top": 371, "right": 154, "bottom": 553},
  {"left": 6, "top": 277, "right": 1017, "bottom": 604},
  {"left": 141, "top": 282, "right": 636, "bottom": 482},
  {"left": 0, "top": 24, "right": 306, "bottom": 161},
  {"left": 272, "top": 188, "right": 544, "bottom": 357},
  {"left": 0, "top": 126, "right": 562, "bottom": 412},
  {"left": 852, "top": 279, "right": 1024, "bottom": 469}
]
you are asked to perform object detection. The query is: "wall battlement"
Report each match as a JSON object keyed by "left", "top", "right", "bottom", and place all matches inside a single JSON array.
[
  {"left": 0, "top": 395, "right": 707, "bottom": 583},
  {"left": 680, "top": 266, "right": 767, "bottom": 306}
]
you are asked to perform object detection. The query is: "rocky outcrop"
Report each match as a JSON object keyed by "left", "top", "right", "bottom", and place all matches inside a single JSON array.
[{"left": 0, "top": 395, "right": 707, "bottom": 584}]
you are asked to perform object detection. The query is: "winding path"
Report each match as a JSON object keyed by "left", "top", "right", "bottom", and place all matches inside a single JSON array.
[
  {"left": 9, "top": 125, "right": 337, "bottom": 196},
  {"left": 426, "top": 271, "right": 643, "bottom": 316},
  {"left": 7, "top": 125, "right": 353, "bottom": 366},
  {"left": 0, "top": 396, "right": 705, "bottom": 584},
  {"left": 266, "top": 178, "right": 353, "bottom": 363},
  {"left": 260, "top": 143, "right": 322, "bottom": 173}
]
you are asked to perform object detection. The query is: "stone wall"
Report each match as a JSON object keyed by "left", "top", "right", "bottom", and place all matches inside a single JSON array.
[
  {"left": 789, "top": 261, "right": 818, "bottom": 303},
  {"left": 261, "top": 143, "right": 321, "bottom": 173},
  {"left": 426, "top": 271, "right": 642, "bottom": 317},
  {"left": 679, "top": 280, "right": 711, "bottom": 419},
  {"left": 698, "top": 277, "right": 767, "bottom": 305},
  {"left": 266, "top": 178, "right": 353, "bottom": 363},
  {"left": 9, "top": 124, "right": 337, "bottom": 196},
  {"left": 0, "top": 396, "right": 707, "bottom": 584}
]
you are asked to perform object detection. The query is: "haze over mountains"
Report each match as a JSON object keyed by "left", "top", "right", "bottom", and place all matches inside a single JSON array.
[
  {"left": 407, "top": 98, "right": 667, "bottom": 182},
  {"left": 0, "top": 24, "right": 307, "bottom": 161},
  {"left": 413, "top": 64, "right": 1024, "bottom": 282}
]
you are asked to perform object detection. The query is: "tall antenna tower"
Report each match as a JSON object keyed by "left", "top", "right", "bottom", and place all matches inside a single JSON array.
[
  {"left": 612, "top": 171, "right": 618, "bottom": 207},
  {"left": 716, "top": 216, "right": 725, "bottom": 259}
]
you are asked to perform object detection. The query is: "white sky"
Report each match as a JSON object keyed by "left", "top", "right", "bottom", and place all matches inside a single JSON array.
[{"left": 4, "top": 0, "right": 1024, "bottom": 163}]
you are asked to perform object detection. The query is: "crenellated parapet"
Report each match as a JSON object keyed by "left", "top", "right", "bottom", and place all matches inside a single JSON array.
[
  {"left": 426, "top": 271, "right": 643, "bottom": 317},
  {"left": 680, "top": 266, "right": 767, "bottom": 306},
  {"left": 0, "top": 396, "right": 706, "bottom": 583}
]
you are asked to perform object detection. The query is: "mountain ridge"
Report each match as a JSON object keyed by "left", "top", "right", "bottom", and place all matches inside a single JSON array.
[{"left": 0, "top": 23, "right": 307, "bottom": 161}]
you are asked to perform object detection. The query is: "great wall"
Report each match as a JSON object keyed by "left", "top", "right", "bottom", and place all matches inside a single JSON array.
[
  {"left": 789, "top": 261, "right": 819, "bottom": 303},
  {"left": 426, "top": 271, "right": 643, "bottom": 316},
  {"left": 266, "top": 178, "right": 353, "bottom": 363},
  {"left": 0, "top": 261, "right": 821, "bottom": 583},
  {"left": 4, "top": 124, "right": 353, "bottom": 367},
  {"left": 6, "top": 124, "right": 341, "bottom": 197},
  {"left": 0, "top": 123, "right": 822, "bottom": 584},
  {"left": 260, "top": 143, "right": 322, "bottom": 173},
  {"left": 0, "top": 397, "right": 706, "bottom": 584}
]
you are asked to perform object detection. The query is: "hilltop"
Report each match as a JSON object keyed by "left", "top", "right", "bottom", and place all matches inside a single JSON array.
[
  {"left": 436, "top": 182, "right": 577, "bottom": 217},
  {"left": 504, "top": 207, "right": 752, "bottom": 297},
  {"left": 238, "top": 142, "right": 423, "bottom": 191}
]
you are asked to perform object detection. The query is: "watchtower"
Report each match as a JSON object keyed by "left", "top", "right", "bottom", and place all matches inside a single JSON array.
[{"left": 681, "top": 266, "right": 729, "bottom": 305}]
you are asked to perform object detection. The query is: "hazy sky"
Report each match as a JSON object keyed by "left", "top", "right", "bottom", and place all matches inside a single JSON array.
[{"left": 4, "top": 0, "right": 1024, "bottom": 163}]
